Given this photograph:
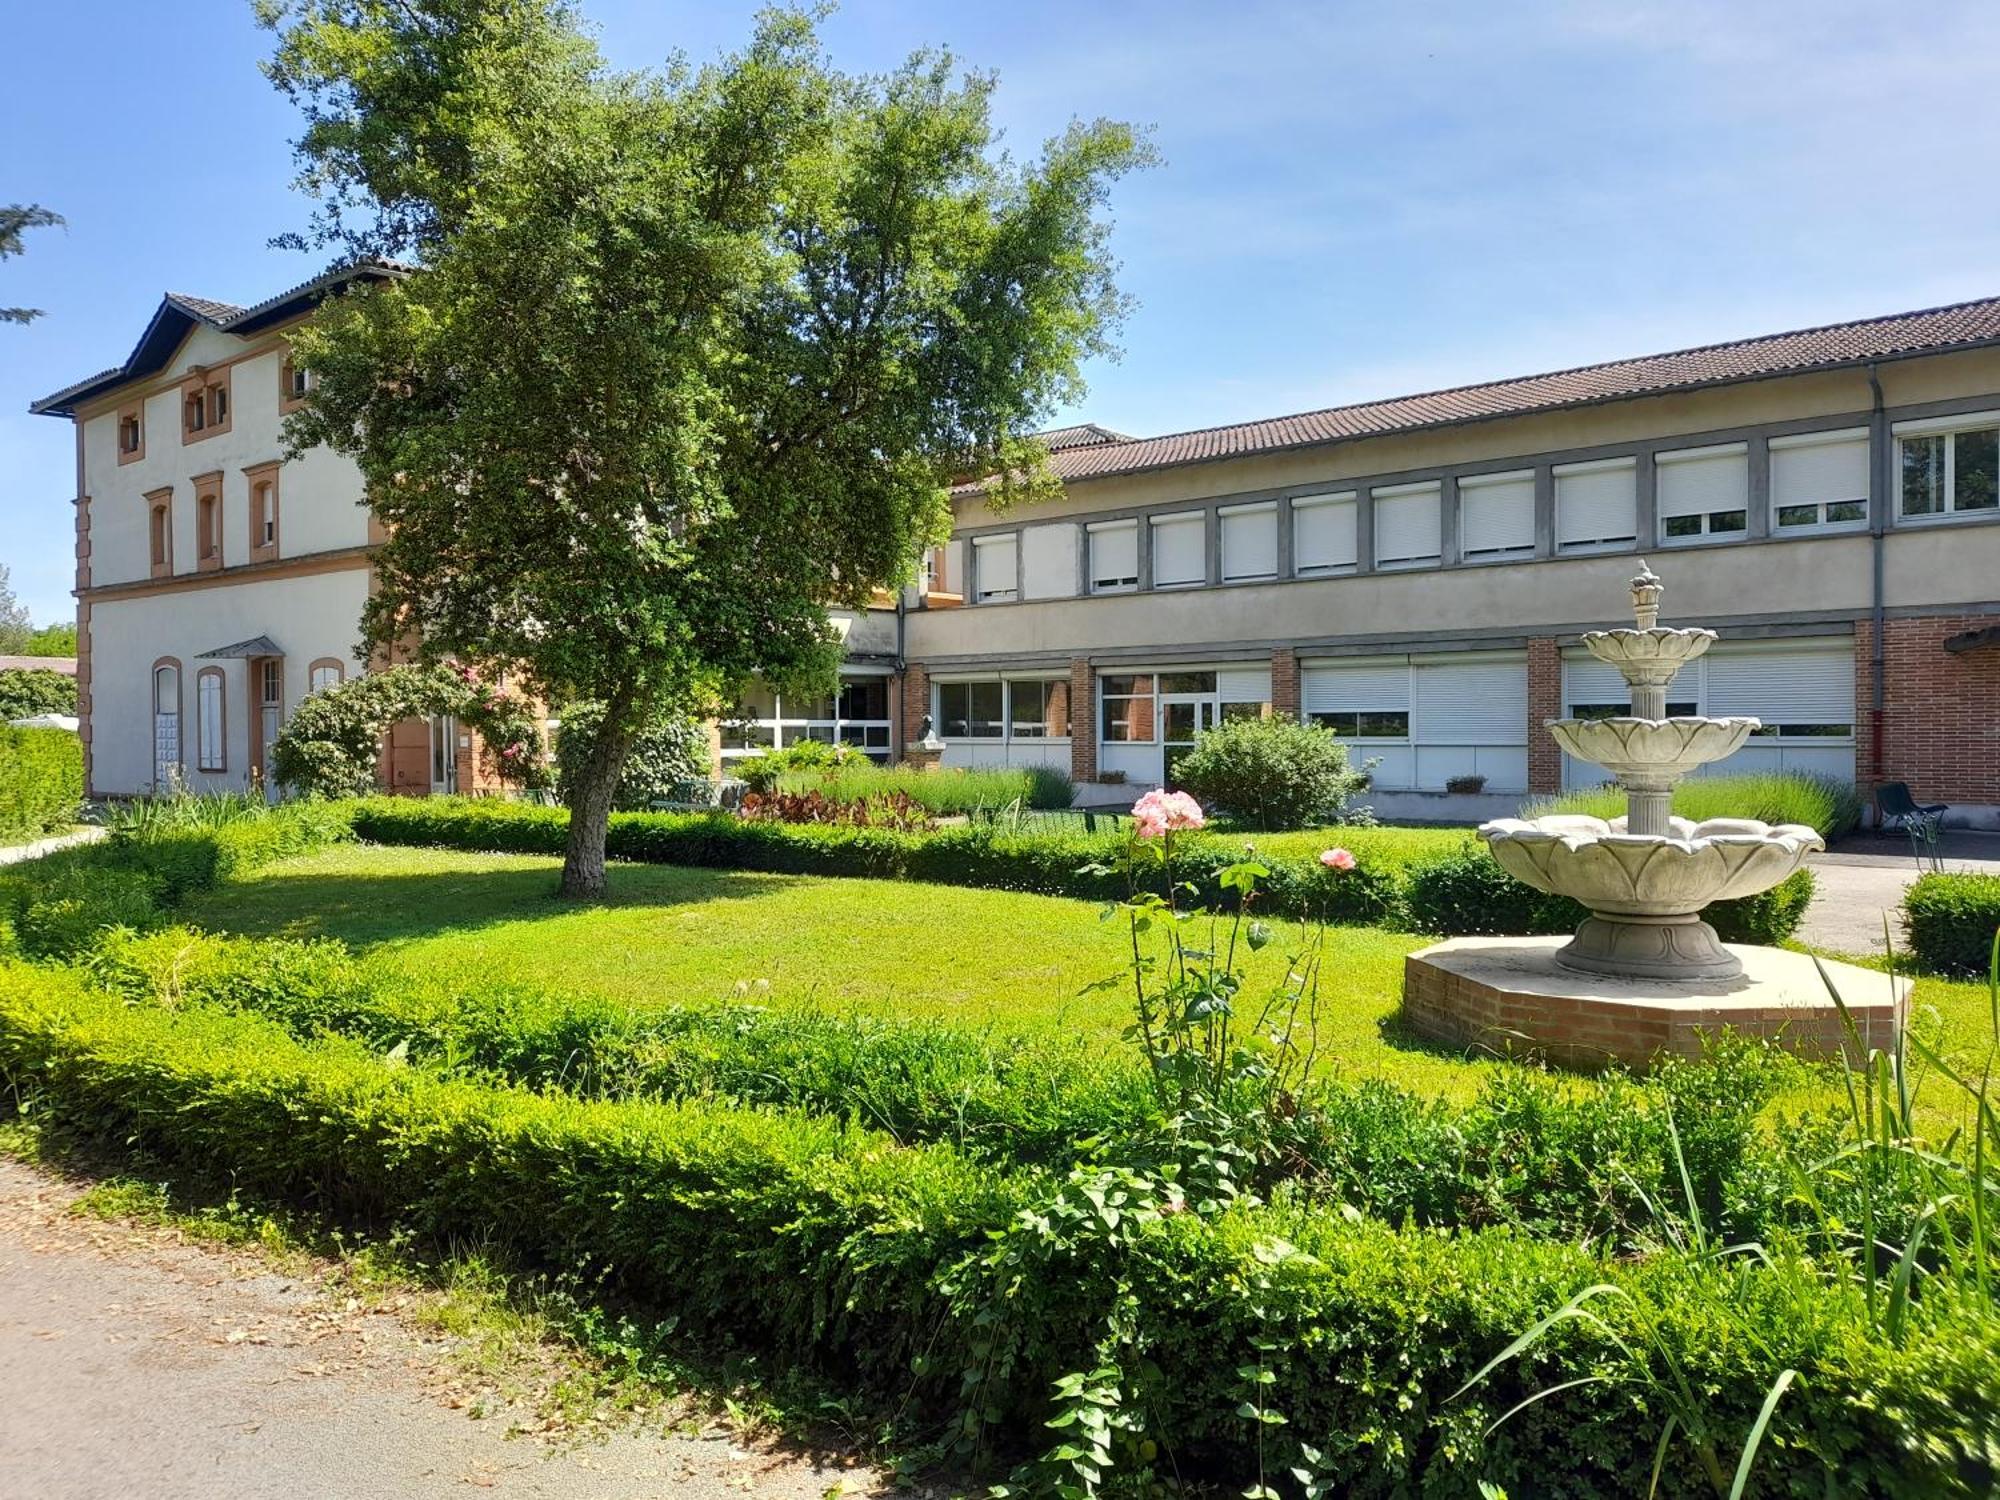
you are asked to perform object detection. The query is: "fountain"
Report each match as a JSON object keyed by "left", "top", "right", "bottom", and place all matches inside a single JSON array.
[{"left": 1400, "top": 566, "right": 1906, "bottom": 1071}]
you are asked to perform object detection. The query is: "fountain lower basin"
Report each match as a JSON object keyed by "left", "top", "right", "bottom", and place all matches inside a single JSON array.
[{"left": 1479, "top": 813, "right": 1822, "bottom": 979}]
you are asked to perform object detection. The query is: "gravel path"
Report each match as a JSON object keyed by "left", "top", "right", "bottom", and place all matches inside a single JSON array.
[
  {"left": 0, "top": 825, "right": 106, "bottom": 866},
  {"left": 0, "top": 1159, "right": 884, "bottom": 1499}
]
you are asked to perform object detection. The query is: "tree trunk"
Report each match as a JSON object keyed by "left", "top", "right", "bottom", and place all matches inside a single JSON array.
[{"left": 559, "top": 701, "right": 636, "bottom": 899}]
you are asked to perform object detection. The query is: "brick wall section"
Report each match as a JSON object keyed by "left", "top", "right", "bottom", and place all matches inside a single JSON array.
[
  {"left": 1069, "top": 658, "right": 1096, "bottom": 783},
  {"left": 1270, "top": 647, "right": 1300, "bottom": 718},
  {"left": 1526, "top": 637, "right": 1564, "bottom": 793},
  {"left": 897, "top": 662, "right": 929, "bottom": 761},
  {"left": 1854, "top": 614, "right": 2000, "bottom": 806}
]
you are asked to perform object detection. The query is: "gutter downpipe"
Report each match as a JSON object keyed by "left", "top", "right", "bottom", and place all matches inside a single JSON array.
[{"left": 1867, "top": 363, "right": 1887, "bottom": 820}]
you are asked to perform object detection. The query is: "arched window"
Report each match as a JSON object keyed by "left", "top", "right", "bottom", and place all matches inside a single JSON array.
[
  {"left": 152, "top": 660, "right": 182, "bottom": 789},
  {"left": 196, "top": 667, "right": 226, "bottom": 773},
  {"left": 308, "top": 659, "right": 345, "bottom": 694}
]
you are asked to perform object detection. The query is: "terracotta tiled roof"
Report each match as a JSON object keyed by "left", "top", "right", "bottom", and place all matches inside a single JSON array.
[
  {"left": 163, "top": 293, "right": 246, "bottom": 324},
  {"left": 966, "top": 293, "right": 2000, "bottom": 492},
  {"left": 1037, "top": 422, "right": 1134, "bottom": 451}
]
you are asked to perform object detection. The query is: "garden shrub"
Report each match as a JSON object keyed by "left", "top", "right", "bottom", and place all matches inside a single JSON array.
[
  {"left": 0, "top": 667, "right": 78, "bottom": 721},
  {"left": 0, "top": 725, "right": 83, "bottom": 840},
  {"left": 1170, "top": 714, "right": 1370, "bottom": 830},
  {"left": 1905, "top": 872, "right": 2000, "bottom": 976},
  {"left": 0, "top": 967, "right": 1991, "bottom": 1497},
  {"left": 552, "top": 699, "right": 711, "bottom": 809},
  {"left": 780, "top": 759, "right": 1075, "bottom": 814}
]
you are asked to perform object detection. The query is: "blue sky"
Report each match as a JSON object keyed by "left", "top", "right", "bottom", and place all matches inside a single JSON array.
[{"left": 7, "top": 0, "right": 2000, "bottom": 624}]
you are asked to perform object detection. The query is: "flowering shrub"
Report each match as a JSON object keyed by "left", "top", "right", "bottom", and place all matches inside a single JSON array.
[
  {"left": 739, "top": 787, "right": 934, "bottom": 831},
  {"left": 270, "top": 662, "right": 550, "bottom": 799}
]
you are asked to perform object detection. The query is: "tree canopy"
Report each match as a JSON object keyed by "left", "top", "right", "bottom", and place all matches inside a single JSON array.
[
  {"left": 262, "top": 0, "right": 1150, "bottom": 893},
  {"left": 0, "top": 204, "right": 62, "bottom": 325}
]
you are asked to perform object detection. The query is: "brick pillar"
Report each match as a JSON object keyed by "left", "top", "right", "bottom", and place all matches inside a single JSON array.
[
  {"left": 1852, "top": 616, "right": 1880, "bottom": 796},
  {"left": 1270, "top": 647, "right": 1300, "bottom": 719},
  {"left": 898, "top": 662, "right": 929, "bottom": 763},
  {"left": 1068, "top": 658, "right": 1096, "bottom": 783},
  {"left": 1527, "top": 637, "right": 1563, "bottom": 794}
]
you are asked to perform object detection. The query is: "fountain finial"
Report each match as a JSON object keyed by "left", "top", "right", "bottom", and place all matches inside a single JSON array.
[{"left": 1629, "top": 561, "right": 1664, "bottom": 631}]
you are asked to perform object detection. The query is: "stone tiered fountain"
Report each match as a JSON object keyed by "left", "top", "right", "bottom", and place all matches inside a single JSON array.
[{"left": 1400, "top": 566, "right": 1906, "bottom": 1071}]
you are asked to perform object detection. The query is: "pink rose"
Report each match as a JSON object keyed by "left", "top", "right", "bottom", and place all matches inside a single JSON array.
[
  {"left": 1131, "top": 788, "right": 1206, "bottom": 838},
  {"left": 1320, "top": 847, "right": 1356, "bottom": 871}
]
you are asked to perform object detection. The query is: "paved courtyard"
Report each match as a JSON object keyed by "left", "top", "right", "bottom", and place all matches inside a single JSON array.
[{"left": 1800, "top": 830, "right": 2000, "bottom": 956}]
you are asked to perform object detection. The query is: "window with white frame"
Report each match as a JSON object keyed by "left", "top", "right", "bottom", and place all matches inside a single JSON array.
[
  {"left": 1372, "top": 482, "right": 1441, "bottom": 569},
  {"left": 1771, "top": 428, "right": 1869, "bottom": 532},
  {"left": 1656, "top": 443, "right": 1748, "bottom": 542},
  {"left": 1555, "top": 457, "right": 1637, "bottom": 551},
  {"left": 196, "top": 668, "right": 225, "bottom": 772},
  {"left": 1087, "top": 520, "right": 1139, "bottom": 593},
  {"left": 1097, "top": 673, "right": 1157, "bottom": 742},
  {"left": 1149, "top": 512, "right": 1205, "bottom": 588},
  {"left": 1292, "top": 493, "right": 1357, "bottom": 575},
  {"left": 309, "top": 661, "right": 344, "bottom": 694},
  {"left": 1219, "top": 502, "right": 1278, "bottom": 581},
  {"left": 972, "top": 533, "right": 1018, "bottom": 602},
  {"left": 720, "top": 676, "right": 894, "bottom": 762},
  {"left": 935, "top": 677, "right": 1070, "bottom": 741},
  {"left": 1301, "top": 661, "right": 1410, "bottom": 738},
  {"left": 1897, "top": 413, "right": 2000, "bottom": 519},
  {"left": 1457, "top": 470, "right": 1535, "bottom": 559}
]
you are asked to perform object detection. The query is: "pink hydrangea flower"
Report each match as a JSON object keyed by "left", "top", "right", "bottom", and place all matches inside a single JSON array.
[
  {"left": 1132, "top": 788, "right": 1206, "bottom": 838},
  {"left": 1319, "top": 847, "right": 1356, "bottom": 871}
]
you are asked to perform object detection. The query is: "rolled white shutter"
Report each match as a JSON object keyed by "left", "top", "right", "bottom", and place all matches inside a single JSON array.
[
  {"left": 1771, "top": 429, "right": 1868, "bottom": 507},
  {"left": 972, "top": 534, "right": 1017, "bottom": 599},
  {"left": 1216, "top": 666, "right": 1272, "bottom": 702},
  {"left": 1704, "top": 641, "right": 1854, "bottom": 723},
  {"left": 1555, "top": 459, "right": 1637, "bottom": 547},
  {"left": 1088, "top": 522, "right": 1138, "bottom": 588},
  {"left": 1656, "top": 444, "right": 1748, "bottom": 519},
  {"left": 1219, "top": 503, "right": 1278, "bottom": 580},
  {"left": 1458, "top": 471, "right": 1535, "bottom": 556},
  {"left": 1293, "top": 494, "right": 1357, "bottom": 572},
  {"left": 1018, "top": 522, "right": 1079, "bottom": 599},
  {"left": 1412, "top": 654, "right": 1526, "bottom": 744},
  {"left": 1562, "top": 653, "right": 1634, "bottom": 709},
  {"left": 1301, "top": 659, "right": 1410, "bottom": 715},
  {"left": 1150, "top": 514, "right": 1205, "bottom": 586},
  {"left": 1373, "top": 483, "right": 1441, "bottom": 566}
]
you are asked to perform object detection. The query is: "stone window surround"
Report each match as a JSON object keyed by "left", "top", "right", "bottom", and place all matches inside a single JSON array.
[
  {"left": 180, "top": 364, "right": 233, "bottom": 444},
  {"left": 192, "top": 470, "right": 224, "bottom": 573},
  {"left": 115, "top": 400, "right": 145, "bottom": 466},
  {"left": 144, "top": 485, "right": 174, "bottom": 579},
  {"left": 948, "top": 390, "right": 2000, "bottom": 608},
  {"left": 244, "top": 459, "right": 281, "bottom": 564}
]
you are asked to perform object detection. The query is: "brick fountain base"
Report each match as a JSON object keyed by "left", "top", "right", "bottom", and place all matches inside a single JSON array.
[{"left": 1403, "top": 936, "right": 1907, "bottom": 1072}]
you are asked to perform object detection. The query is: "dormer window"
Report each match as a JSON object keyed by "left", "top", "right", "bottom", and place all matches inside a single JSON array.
[{"left": 182, "top": 367, "right": 232, "bottom": 443}]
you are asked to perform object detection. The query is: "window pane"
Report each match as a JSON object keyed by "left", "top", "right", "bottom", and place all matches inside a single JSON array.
[
  {"left": 1901, "top": 434, "right": 1945, "bottom": 515},
  {"left": 1358, "top": 711, "right": 1410, "bottom": 738},
  {"left": 1008, "top": 680, "right": 1066, "bottom": 738},
  {"left": 1101, "top": 692, "right": 1155, "bottom": 743},
  {"left": 154, "top": 666, "right": 178, "bottom": 714},
  {"left": 837, "top": 677, "right": 888, "bottom": 721},
  {"left": 1776, "top": 504, "right": 1817, "bottom": 528},
  {"left": 1098, "top": 674, "right": 1153, "bottom": 698},
  {"left": 1219, "top": 701, "right": 1264, "bottom": 724},
  {"left": 1708, "top": 509, "right": 1746, "bottom": 533},
  {"left": 1826, "top": 500, "right": 1867, "bottom": 523},
  {"left": 1157, "top": 671, "right": 1216, "bottom": 694},
  {"left": 967, "top": 680, "right": 1004, "bottom": 737},
  {"left": 1663, "top": 514, "right": 1702, "bottom": 537},
  {"left": 1955, "top": 428, "right": 1999, "bottom": 510},
  {"left": 938, "top": 682, "right": 970, "bottom": 738}
]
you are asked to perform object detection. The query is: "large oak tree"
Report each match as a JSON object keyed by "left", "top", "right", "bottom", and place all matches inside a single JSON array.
[{"left": 262, "top": 0, "right": 1150, "bottom": 894}]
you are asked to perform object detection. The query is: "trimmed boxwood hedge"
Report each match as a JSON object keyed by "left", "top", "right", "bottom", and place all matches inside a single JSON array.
[
  {"left": 0, "top": 726, "right": 83, "bottom": 841},
  {"left": 1905, "top": 872, "right": 2000, "bottom": 977},
  {"left": 2, "top": 965, "right": 1991, "bottom": 1497},
  {"left": 344, "top": 797, "right": 1813, "bottom": 944}
]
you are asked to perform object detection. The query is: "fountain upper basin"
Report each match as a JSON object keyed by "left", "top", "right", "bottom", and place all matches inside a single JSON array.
[
  {"left": 1546, "top": 716, "right": 1760, "bottom": 778},
  {"left": 1478, "top": 814, "right": 1823, "bottom": 917}
]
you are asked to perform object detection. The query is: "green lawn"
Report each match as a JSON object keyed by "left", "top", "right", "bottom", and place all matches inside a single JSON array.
[
  {"left": 185, "top": 842, "right": 1503, "bottom": 1097},
  {"left": 185, "top": 841, "right": 1999, "bottom": 1109}
]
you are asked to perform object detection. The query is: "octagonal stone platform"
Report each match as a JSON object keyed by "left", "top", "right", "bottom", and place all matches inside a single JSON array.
[{"left": 1403, "top": 936, "right": 1908, "bottom": 1072}]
